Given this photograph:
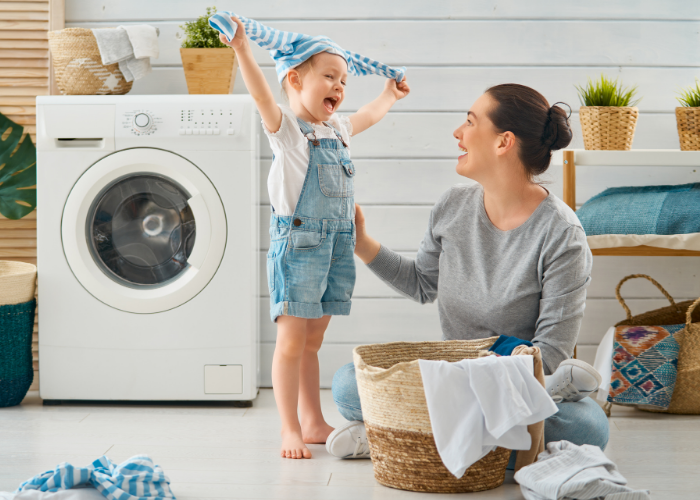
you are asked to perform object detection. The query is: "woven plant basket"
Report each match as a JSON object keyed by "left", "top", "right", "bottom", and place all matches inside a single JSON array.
[
  {"left": 675, "top": 107, "right": 700, "bottom": 151},
  {"left": 353, "top": 338, "right": 513, "bottom": 493},
  {"left": 613, "top": 274, "right": 700, "bottom": 414},
  {"left": 0, "top": 261, "right": 37, "bottom": 408},
  {"left": 579, "top": 106, "right": 639, "bottom": 150},
  {"left": 48, "top": 28, "right": 132, "bottom": 95}
]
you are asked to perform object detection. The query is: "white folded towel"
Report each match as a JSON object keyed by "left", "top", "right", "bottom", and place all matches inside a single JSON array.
[{"left": 91, "top": 25, "right": 158, "bottom": 82}]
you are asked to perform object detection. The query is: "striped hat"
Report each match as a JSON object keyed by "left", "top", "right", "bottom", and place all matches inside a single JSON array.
[{"left": 209, "top": 12, "right": 406, "bottom": 84}]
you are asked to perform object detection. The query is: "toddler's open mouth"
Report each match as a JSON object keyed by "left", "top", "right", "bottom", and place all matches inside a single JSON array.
[{"left": 323, "top": 97, "right": 339, "bottom": 113}]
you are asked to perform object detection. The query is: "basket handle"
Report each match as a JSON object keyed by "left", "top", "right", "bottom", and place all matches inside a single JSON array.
[
  {"left": 615, "top": 274, "right": 680, "bottom": 321},
  {"left": 685, "top": 296, "right": 700, "bottom": 328}
]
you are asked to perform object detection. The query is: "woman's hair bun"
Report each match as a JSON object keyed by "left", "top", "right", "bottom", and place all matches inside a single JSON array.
[{"left": 542, "top": 104, "right": 573, "bottom": 151}]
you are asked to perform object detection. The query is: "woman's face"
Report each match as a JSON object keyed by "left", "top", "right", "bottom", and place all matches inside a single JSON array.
[{"left": 453, "top": 93, "right": 502, "bottom": 181}]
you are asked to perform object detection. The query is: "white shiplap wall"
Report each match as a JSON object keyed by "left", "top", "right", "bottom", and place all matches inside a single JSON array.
[{"left": 66, "top": 1, "right": 700, "bottom": 386}]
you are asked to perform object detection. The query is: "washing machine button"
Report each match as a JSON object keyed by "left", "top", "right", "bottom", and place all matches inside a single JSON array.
[
  {"left": 213, "top": 128, "right": 220, "bottom": 135},
  {"left": 186, "top": 128, "right": 192, "bottom": 135},
  {"left": 179, "top": 128, "right": 185, "bottom": 135},
  {"left": 227, "top": 129, "right": 235, "bottom": 135},
  {"left": 193, "top": 128, "right": 200, "bottom": 135},
  {"left": 206, "top": 128, "right": 213, "bottom": 135}
]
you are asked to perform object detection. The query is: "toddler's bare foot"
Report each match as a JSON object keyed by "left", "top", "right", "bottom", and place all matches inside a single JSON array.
[
  {"left": 302, "top": 422, "right": 334, "bottom": 444},
  {"left": 281, "top": 430, "right": 312, "bottom": 459}
]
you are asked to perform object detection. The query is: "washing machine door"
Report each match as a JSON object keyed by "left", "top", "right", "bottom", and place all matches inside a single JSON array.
[{"left": 62, "top": 148, "right": 226, "bottom": 313}]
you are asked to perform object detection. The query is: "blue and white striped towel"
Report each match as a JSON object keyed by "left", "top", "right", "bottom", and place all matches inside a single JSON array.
[
  {"left": 15, "top": 455, "right": 175, "bottom": 500},
  {"left": 208, "top": 12, "right": 406, "bottom": 84}
]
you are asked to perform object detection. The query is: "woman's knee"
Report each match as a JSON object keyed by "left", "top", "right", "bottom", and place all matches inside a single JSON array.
[
  {"left": 331, "top": 362, "right": 363, "bottom": 422},
  {"left": 545, "top": 398, "right": 610, "bottom": 450}
]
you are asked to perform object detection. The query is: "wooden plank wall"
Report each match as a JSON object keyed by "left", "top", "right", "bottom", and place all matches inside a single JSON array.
[
  {"left": 63, "top": 1, "right": 700, "bottom": 387},
  {"left": 0, "top": 0, "right": 63, "bottom": 391}
]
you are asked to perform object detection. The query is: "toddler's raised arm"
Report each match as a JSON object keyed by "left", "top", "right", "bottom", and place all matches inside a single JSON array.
[
  {"left": 219, "top": 16, "right": 282, "bottom": 133},
  {"left": 349, "top": 78, "right": 411, "bottom": 136}
]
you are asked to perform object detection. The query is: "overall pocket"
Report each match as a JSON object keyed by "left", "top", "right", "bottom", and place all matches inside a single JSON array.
[
  {"left": 318, "top": 161, "right": 355, "bottom": 198},
  {"left": 291, "top": 230, "right": 324, "bottom": 251}
]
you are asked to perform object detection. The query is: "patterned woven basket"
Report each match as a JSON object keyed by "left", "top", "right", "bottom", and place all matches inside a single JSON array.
[
  {"left": 675, "top": 107, "right": 700, "bottom": 151},
  {"left": 48, "top": 28, "right": 132, "bottom": 95},
  {"left": 613, "top": 274, "right": 700, "bottom": 414},
  {"left": 579, "top": 106, "right": 639, "bottom": 150},
  {"left": 353, "top": 338, "right": 512, "bottom": 493},
  {"left": 0, "top": 261, "right": 37, "bottom": 408}
]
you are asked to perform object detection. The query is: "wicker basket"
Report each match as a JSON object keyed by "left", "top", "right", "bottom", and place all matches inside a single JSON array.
[
  {"left": 613, "top": 274, "right": 700, "bottom": 415},
  {"left": 675, "top": 107, "right": 700, "bottom": 151},
  {"left": 353, "top": 338, "right": 513, "bottom": 493},
  {"left": 579, "top": 106, "right": 639, "bottom": 150},
  {"left": 48, "top": 28, "right": 132, "bottom": 95},
  {"left": 0, "top": 261, "right": 37, "bottom": 407}
]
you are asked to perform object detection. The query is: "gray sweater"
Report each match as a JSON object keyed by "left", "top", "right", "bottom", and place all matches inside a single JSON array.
[{"left": 367, "top": 183, "right": 593, "bottom": 375}]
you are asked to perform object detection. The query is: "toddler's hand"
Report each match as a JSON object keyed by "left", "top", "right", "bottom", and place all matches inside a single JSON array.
[
  {"left": 219, "top": 16, "right": 248, "bottom": 51},
  {"left": 384, "top": 78, "right": 411, "bottom": 101}
]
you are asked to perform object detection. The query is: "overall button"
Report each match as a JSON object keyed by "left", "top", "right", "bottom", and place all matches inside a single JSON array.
[{"left": 293, "top": 218, "right": 302, "bottom": 227}]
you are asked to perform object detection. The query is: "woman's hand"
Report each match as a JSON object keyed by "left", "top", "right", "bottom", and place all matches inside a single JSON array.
[
  {"left": 354, "top": 204, "right": 381, "bottom": 264},
  {"left": 384, "top": 77, "right": 411, "bottom": 101},
  {"left": 219, "top": 16, "right": 249, "bottom": 52}
]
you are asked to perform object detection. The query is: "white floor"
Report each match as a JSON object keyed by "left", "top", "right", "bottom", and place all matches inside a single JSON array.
[{"left": 1, "top": 390, "right": 698, "bottom": 499}]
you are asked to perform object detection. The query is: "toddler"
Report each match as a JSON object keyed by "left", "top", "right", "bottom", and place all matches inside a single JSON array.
[{"left": 210, "top": 13, "right": 410, "bottom": 459}]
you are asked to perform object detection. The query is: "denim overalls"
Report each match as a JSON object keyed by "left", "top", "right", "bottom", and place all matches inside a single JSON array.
[{"left": 267, "top": 118, "right": 356, "bottom": 321}]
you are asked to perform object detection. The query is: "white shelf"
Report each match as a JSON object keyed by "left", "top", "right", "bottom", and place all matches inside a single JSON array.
[{"left": 561, "top": 149, "right": 700, "bottom": 167}]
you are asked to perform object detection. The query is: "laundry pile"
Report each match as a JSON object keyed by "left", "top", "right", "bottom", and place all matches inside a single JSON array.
[
  {"left": 92, "top": 25, "right": 159, "bottom": 82},
  {"left": 419, "top": 352, "right": 558, "bottom": 478},
  {"left": 0, "top": 455, "right": 175, "bottom": 500},
  {"left": 515, "top": 440, "right": 651, "bottom": 500}
]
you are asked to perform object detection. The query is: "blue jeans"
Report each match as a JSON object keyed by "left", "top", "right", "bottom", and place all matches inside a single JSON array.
[{"left": 332, "top": 362, "right": 610, "bottom": 463}]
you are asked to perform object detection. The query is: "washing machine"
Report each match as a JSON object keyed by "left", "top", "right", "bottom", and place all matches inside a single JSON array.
[{"left": 36, "top": 95, "right": 259, "bottom": 402}]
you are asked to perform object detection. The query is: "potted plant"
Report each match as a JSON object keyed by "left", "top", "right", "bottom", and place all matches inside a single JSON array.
[
  {"left": 179, "top": 6, "right": 238, "bottom": 94},
  {"left": 575, "top": 74, "right": 641, "bottom": 150},
  {"left": 0, "top": 112, "right": 37, "bottom": 407},
  {"left": 675, "top": 80, "right": 700, "bottom": 151}
]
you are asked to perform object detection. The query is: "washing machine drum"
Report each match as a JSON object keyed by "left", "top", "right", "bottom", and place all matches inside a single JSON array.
[{"left": 62, "top": 148, "right": 227, "bottom": 314}]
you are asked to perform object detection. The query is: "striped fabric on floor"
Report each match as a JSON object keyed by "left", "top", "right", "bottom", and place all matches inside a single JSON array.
[
  {"left": 15, "top": 456, "right": 175, "bottom": 500},
  {"left": 208, "top": 12, "right": 406, "bottom": 84}
]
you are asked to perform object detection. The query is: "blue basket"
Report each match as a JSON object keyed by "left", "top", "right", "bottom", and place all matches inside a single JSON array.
[{"left": 0, "top": 299, "right": 37, "bottom": 407}]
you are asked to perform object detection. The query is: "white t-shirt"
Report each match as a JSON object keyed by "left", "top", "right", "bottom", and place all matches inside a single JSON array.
[{"left": 263, "top": 105, "right": 353, "bottom": 216}]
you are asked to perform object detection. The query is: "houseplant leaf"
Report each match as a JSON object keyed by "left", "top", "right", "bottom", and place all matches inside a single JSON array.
[{"left": 0, "top": 113, "right": 37, "bottom": 220}]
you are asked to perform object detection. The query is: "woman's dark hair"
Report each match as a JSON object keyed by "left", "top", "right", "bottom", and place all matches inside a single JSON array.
[{"left": 485, "top": 83, "right": 572, "bottom": 179}]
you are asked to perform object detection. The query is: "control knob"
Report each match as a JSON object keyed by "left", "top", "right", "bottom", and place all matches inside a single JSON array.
[{"left": 132, "top": 112, "right": 153, "bottom": 133}]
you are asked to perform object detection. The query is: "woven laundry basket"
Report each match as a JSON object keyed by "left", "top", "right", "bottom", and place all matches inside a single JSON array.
[
  {"left": 675, "top": 107, "right": 700, "bottom": 151},
  {"left": 353, "top": 338, "right": 513, "bottom": 493},
  {"left": 579, "top": 106, "right": 639, "bottom": 150},
  {"left": 48, "top": 28, "right": 132, "bottom": 95},
  {"left": 0, "top": 261, "right": 37, "bottom": 407}
]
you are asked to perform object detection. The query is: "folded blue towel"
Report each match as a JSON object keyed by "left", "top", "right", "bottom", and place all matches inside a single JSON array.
[
  {"left": 208, "top": 12, "right": 406, "bottom": 84},
  {"left": 16, "top": 455, "right": 175, "bottom": 500},
  {"left": 576, "top": 183, "right": 700, "bottom": 236},
  {"left": 488, "top": 335, "right": 533, "bottom": 356}
]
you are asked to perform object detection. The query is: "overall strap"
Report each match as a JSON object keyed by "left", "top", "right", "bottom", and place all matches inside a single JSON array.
[
  {"left": 323, "top": 121, "right": 348, "bottom": 148},
  {"left": 296, "top": 117, "right": 321, "bottom": 146}
]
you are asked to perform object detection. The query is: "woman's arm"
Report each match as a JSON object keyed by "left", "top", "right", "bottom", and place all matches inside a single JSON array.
[
  {"left": 349, "top": 79, "right": 410, "bottom": 136},
  {"left": 531, "top": 226, "right": 593, "bottom": 375},
  {"left": 219, "top": 17, "right": 282, "bottom": 133},
  {"left": 355, "top": 203, "right": 442, "bottom": 304}
]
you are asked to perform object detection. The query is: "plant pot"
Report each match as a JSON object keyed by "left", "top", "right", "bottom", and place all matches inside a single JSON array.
[
  {"left": 579, "top": 106, "right": 639, "bottom": 151},
  {"left": 0, "top": 261, "right": 37, "bottom": 407},
  {"left": 48, "top": 28, "right": 133, "bottom": 95},
  {"left": 180, "top": 48, "right": 238, "bottom": 94},
  {"left": 675, "top": 107, "right": 700, "bottom": 151}
]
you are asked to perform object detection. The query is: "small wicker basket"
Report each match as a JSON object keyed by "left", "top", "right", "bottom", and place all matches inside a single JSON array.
[
  {"left": 48, "top": 28, "right": 132, "bottom": 95},
  {"left": 675, "top": 107, "right": 700, "bottom": 151},
  {"left": 353, "top": 338, "right": 512, "bottom": 493},
  {"left": 579, "top": 106, "right": 639, "bottom": 150}
]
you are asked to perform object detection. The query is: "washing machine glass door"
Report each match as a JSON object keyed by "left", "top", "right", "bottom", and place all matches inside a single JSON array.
[{"left": 62, "top": 148, "right": 226, "bottom": 313}]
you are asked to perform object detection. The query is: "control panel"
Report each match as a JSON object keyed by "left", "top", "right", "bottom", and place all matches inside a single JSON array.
[
  {"left": 179, "top": 108, "right": 238, "bottom": 136},
  {"left": 121, "top": 109, "right": 161, "bottom": 136}
]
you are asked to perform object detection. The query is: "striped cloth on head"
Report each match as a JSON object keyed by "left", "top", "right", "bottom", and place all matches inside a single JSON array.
[
  {"left": 15, "top": 455, "right": 175, "bottom": 500},
  {"left": 209, "top": 12, "right": 406, "bottom": 84}
]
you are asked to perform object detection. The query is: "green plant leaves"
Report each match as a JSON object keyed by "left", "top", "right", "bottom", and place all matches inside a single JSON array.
[
  {"left": 0, "top": 113, "right": 36, "bottom": 220},
  {"left": 180, "top": 6, "right": 228, "bottom": 49},
  {"left": 575, "top": 74, "right": 641, "bottom": 107},
  {"left": 676, "top": 80, "right": 700, "bottom": 107}
]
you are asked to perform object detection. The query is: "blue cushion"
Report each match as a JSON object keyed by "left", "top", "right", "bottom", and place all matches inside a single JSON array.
[{"left": 576, "top": 183, "right": 700, "bottom": 236}]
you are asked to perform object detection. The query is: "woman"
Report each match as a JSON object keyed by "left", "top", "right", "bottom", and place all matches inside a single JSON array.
[{"left": 326, "top": 84, "right": 609, "bottom": 460}]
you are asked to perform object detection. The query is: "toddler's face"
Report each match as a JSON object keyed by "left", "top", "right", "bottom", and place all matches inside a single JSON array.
[{"left": 290, "top": 52, "right": 348, "bottom": 122}]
